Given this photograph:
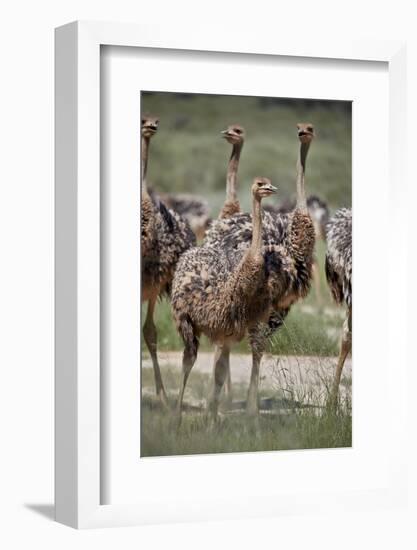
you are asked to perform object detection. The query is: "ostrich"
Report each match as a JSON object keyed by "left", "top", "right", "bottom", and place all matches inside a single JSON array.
[
  {"left": 325, "top": 208, "right": 352, "bottom": 406},
  {"left": 215, "top": 123, "right": 246, "bottom": 402},
  {"left": 218, "top": 124, "right": 246, "bottom": 219},
  {"left": 203, "top": 123, "right": 316, "bottom": 414},
  {"left": 171, "top": 177, "right": 278, "bottom": 421},
  {"left": 141, "top": 114, "right": 196, "bottom": 407}
]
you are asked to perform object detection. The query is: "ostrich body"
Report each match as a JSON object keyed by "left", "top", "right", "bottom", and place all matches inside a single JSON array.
[
  {"left": 171, "top": 178, "right": 279, "bottom": 420},
  {"left": 203, "top": 123, "right": 316, "bottom": 414},
  {"left": 325, "top": 207, "right": 352, "bottom": 405},
  {"left": 264, "top": 194, "right": 329, "bottom": 304},
  {"left": 141, "top": 115, "right": 196, "bottom": 406}
]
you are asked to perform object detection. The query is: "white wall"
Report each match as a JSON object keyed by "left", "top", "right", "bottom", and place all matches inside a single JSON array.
[{"left": 0, "top": 1, "right": 415, "bottom": 548}]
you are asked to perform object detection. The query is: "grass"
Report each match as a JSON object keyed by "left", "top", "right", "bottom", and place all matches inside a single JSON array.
[
  {"left": 141, "top": 408, "right": 352, "bottom": 457},
  {"left": 140, "top": 363, "right": 352, "bottom": 457}
]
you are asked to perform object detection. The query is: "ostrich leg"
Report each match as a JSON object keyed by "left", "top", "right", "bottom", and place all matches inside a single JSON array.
[
  {"left": 208, "top": 343, "right": 231, "bottom": 422},
  {"left": 330, "top": 307, "right": 352, "bottom": 407},
  {"left": 246, "top": 309, "right": 289, "bottom": 415},
  {"left": 246, "top": 328, "right": 266, "bottom": 416},
  {"left": 176, "top": 332, "right": 199, "bottom": 424},
  {"left": 222, "top": 352, "right": 232, "bottom": 409},
  {"left": 143, "top": 292, "right": 169, "bottom": 408}
]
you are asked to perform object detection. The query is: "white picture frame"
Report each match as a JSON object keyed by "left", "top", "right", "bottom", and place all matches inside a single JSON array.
[{"left": 55, "top": 20, "right": 407, "bottom": 529}]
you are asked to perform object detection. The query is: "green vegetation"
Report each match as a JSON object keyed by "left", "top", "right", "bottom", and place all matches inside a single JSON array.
[{"left": 141, "top": 364, "right": 351, "bottom": 457}]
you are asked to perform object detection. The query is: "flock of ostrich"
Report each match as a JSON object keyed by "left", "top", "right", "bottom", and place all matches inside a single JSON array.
[{"left": 141, "top": 113, "right": 352, "bottom": 426}]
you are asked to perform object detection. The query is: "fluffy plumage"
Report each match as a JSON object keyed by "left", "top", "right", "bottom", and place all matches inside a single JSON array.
[
  {"left": 325, "top": 208, "right": 352, "bottom": 308},
  {"left": 142, "top": 195, "right": 196, "bottom": 298},
  {"left": 172, "top": 180, "right": 282, "bottom": 343},
  {"left": 325, "top": 207, "right": 352, "bottom": 407},
  {"left": 204, "top": 208, "right": 314, "bottom": 310},
  {"left": 172, "top": 246, "right": 271, "bottom": 343}
]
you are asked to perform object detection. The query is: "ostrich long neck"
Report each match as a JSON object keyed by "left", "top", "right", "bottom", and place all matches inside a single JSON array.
[
  {"left": 249, "top": 196, "right": 263, "bottom": 259},
  {"left": 226, "top": 143, "right": 242, "bottom": 202},
  {"left": 225, "top": 193, "right": 265, "bottom": 303},
  {"left": 296, "top": 142, "right": 310, "bottom": 213},
  {"left": 141, "top": 135, "right": 150, "bottom": 196}
]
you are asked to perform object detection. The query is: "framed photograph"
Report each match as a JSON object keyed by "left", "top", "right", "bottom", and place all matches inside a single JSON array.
[{"left": 55, "top": 21, "right": 407, "bottom": 528}]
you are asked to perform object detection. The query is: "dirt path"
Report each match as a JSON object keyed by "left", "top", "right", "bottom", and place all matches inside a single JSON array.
[{"left": 142, "top": 351, "right": 352, "bottom": 406}]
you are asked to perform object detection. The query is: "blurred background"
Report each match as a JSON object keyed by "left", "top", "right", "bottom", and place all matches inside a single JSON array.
[{"left": 142, "top": 91, "right": 351, "bottom": 213}]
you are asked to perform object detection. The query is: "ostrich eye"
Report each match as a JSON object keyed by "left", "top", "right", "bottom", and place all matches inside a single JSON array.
[
  {"left": 155, "top": 120, "right": 159, "bottom": 125},
  {"left": 141, "top": 119, "right": 145, "bottom": 125},
  {"left": 307, "top": 126, "right": 313, "bottom": 132},
  {"left": 234, "top": 128, "right": 241, "bottom": 134}
]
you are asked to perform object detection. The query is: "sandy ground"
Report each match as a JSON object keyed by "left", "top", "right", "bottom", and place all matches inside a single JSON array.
[{"left": 142, "top": 351, "right": 352, "bottom": 407}]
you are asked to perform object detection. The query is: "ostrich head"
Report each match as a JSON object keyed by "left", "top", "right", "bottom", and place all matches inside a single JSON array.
[
  {"left": 252, "top": 177, "right": 277, "bottom": 200},
  {"left": 297, "top": 122, "right": 315, "bottom": 144},
  {"left": 221, "top": 124, "right": 246, "bottom": 145},
  {"left": 141, "top": 114, "right": 159, "bottom": 138}
]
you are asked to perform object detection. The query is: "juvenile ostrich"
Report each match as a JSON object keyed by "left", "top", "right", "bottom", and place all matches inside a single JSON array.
[
  {"left": 325, "top": 208, "right": 352, "bottom": 406},
  {"left": 171, "top": 177, "right": 278, "bottom": 421},
  {"left": 203, "top": 123, "right": 316, "bottom": 414},
  {"left": 218, "top": 124, "right": 246, "bottom": 219},
  {"left": 141, "top": 114, "right": 196, "bottom": 407},
  {"left": 215, "top": 124, "right": 246, "bottom": 401}
]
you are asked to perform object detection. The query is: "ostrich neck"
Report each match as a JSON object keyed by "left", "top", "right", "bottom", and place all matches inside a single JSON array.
[
  {"left": 141, "top": 135, "right": 150, "bottom": 196},
  {"left": 249, "top": 196, "right": 263, "bottom": 259},
  {"left": 296, "top": 142, "right": 310, "bottom": 213},
  {"left": 287, "top": 141, "right": 315, "bottom": 265},
  {"left": 225, "top": 194, "right": 265, "bottom": 305},
  {"left": 226, "top": 143, "right": 242, "bottom": 202}
]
